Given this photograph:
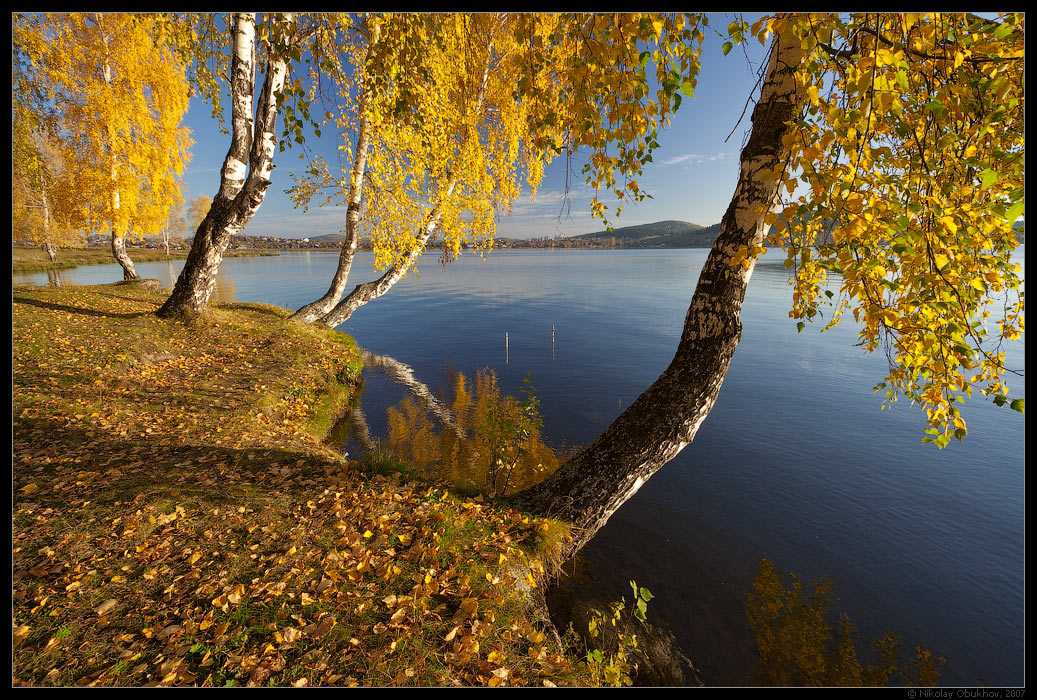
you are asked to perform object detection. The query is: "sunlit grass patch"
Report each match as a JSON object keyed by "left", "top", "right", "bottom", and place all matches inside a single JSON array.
[{"left": 13, "top": 281, "right": 593, "bottom": 687}]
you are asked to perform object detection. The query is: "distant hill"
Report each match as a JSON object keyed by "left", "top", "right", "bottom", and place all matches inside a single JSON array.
[
  {"left": 277, "top": 217, "right": 1025, "bottom": 250},
  {"left": 310, "top": 233, "right": 347, "bottom": 245},
  {"left": 567, "top": 220, "right": 721, "bottom": 248}
]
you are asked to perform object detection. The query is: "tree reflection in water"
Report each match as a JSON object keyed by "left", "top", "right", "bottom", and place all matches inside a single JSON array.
[{"left": 346, "top": 350, "right": 565, "bottom": 497}]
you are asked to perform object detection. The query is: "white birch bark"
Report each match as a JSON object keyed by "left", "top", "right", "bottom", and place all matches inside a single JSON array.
[
  {"left": 315, "top": 37, "right": 494, "bottom": 328},
  {"left": 316, "top": 182, "right": 457, "bottom": 328},
  {"left": 159, "top": 13, "right": 295, "bottom": 317},
  {"left": 291, "top": 19, "right": 381, "bottom": 324},
  {"left": 97, "top": 14, "right": 139, "bottom": 280},
  {"left": 41, "top": 174, "right": 57, "bottom": 262}
]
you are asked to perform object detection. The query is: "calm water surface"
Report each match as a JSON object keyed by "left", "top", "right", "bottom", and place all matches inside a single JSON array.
[{"left": 15, "top": 248, "right": 1025, "bottom": 685}]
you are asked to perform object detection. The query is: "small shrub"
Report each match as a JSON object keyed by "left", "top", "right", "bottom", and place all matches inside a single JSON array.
[{"left": 581, "top": 581, "right": 654, "bottom": 687}]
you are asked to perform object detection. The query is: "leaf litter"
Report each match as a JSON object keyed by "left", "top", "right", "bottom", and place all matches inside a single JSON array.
[{"left": 13, "top": 281, "right": 581, "bottom": 687}]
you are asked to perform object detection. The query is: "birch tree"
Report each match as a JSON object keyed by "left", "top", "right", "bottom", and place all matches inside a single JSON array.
[
  {"left": 14, "top": 13, "right": 192, "bottom": 279},
  {"left": 286, "top": 15, "right": 381, "bottom": 323},
  {"left": 156, "top": 13, "right": 351, "bottom": 317},
  {"left": 186, "top": 196, "right": 213, "bottom": 238},
  {"left": 157, "top": 13, "right": 294, "bottom": 315},
  {"left": 308, "top": 13, "right": 526, "bottom": 328},
  {"left": 12, "top": 109, "right": 81, "bottom": 260},
  {"left": 289, "top": 13, "right": 537, "bottom": 326},
  {"left": 508, "top": 12, "right": 1025, "bottom": 556},
  {"left": 288, "top": 12, "right": 704, "bottom": 327}
]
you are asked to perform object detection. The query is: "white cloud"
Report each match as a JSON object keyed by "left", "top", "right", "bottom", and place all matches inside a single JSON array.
[{"left": 658, "top": 152, "right": 734, "bottom": 167}]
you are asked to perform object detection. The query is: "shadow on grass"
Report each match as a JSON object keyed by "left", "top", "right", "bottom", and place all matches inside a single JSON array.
[
  {"left": 218, "top": 302, "right": 291, "bottom": 318},
  {"left": 12, "top": 416, "right": 346, "bottom": 510},
  {"left": 12, "top": 295, "right": 152, "bottom": 320}
]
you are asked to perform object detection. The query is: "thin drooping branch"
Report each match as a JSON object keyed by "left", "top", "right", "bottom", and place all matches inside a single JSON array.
[{"left": 508, "top": 28, "right": 805, "bottom": 557}]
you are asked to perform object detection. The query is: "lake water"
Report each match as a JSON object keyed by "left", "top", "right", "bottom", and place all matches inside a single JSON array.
[{"left": 14, "top": 248, "right": 1025, "bottom": 686}]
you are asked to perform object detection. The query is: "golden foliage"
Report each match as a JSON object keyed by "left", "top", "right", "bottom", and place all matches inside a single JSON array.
[
  {"left": 735, "top": 13, "right": 1024, "bottom": 444},
  {"left": 11, "top": 117, "right": 83, "bottom": 251},
  {"left": 512, "top": 13, "right": 706, "bottom": 222},
  {"left": 14, "top": 13, "right": 193, "bottom": 242},
  {"left": 289, "top": 13, "right": 706, "bottom": 275}
]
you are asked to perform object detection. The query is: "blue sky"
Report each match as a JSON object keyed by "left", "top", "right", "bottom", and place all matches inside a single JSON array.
[{"left": 180, "top": 14, "right": 770, "bottom": 240}]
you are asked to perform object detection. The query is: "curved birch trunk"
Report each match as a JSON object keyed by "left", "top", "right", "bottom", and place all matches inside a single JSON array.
[
  {"left": 315, "top": 184, "right": 456, "bottom": 328},
  {"left": 43, "top": 241, "right": 57, "bottom": 263},
  {"left": 291, "top": 20, "right": 380, "bottom": 324},
  {"left": 96, "top": 16, "right": 140, "bottom": 281},
  {"left": 507, "top": 31, "right": 804, "bottom": 557},
  {"left": 111, "top": 234, "right": 139, "bottom": 280},
  {"left": 157, "top": 13, "right": 292, "bottom": 318},
  {"left": 315, "top": 33, "right": 494, "bottom": 329}
]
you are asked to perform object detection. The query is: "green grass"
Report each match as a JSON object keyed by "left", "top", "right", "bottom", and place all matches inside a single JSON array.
[
  {"left": 12, "top": 280, "right": 590, "bottom": 687},
  {"left": 12, "top": 245, "right": 276, "bottom": 274}
]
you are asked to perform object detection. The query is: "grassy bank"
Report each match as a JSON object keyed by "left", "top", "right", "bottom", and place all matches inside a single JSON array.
[
  {"left": 12, "top": 246, "right": 278, "bottom": 274},
  {"left": 12, "top": 280, "right": 584, "bottom": 687}
]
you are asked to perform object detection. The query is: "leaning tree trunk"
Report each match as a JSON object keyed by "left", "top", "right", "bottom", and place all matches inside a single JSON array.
[
  {"left": 111, "top": 233, "right": 139, "bottom": 280},
  {"left": 508, "top": 29, "right": 804, "bottom": 557},
  {"left": 291, "top": 19, "right": 380, "bottom": 324},
  {"left": 315, "top": 183, "right": 457, "bottom": 328},
  {"left": 42, "top": 240, "right": 57, "bottom": 263},
  {"left": 157, "top": 13, "right": 292, "bottom": 318},
  {"left": 315, "top": 32, "right": 493, "bottom": 329}
]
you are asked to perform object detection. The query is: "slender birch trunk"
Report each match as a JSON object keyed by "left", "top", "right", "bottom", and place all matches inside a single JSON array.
[
  {"left": 291, "top": 20, "right": 380, "bottom": 324},
  {"left": 315, "top": 183, "right": 456, "bottom": 328},
  {"left": 40, "top": 181, "right": 57, "bottom": 263},
  {"left": 98, "top": 15, "right": 139, "bottom": 281},
  {"left": 315, "top": 37, "right": 494, "bottom": 328},
  {"left": 157, "top": 13, "right": 293, "bottom": 317},
  {"left": 508, "top": 30, "right": 804, "bottom": 557}
]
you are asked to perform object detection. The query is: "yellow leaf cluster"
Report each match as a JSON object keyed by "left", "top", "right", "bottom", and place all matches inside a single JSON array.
[
  {"left": 289, "top": 13, "right": 707, "bottom": 272},
  {"left": 766, "top": 12, "right": 1024, "bottom": 445},
  {"left": 15, "top": 13, "right": 193, "bottom": 243}
]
